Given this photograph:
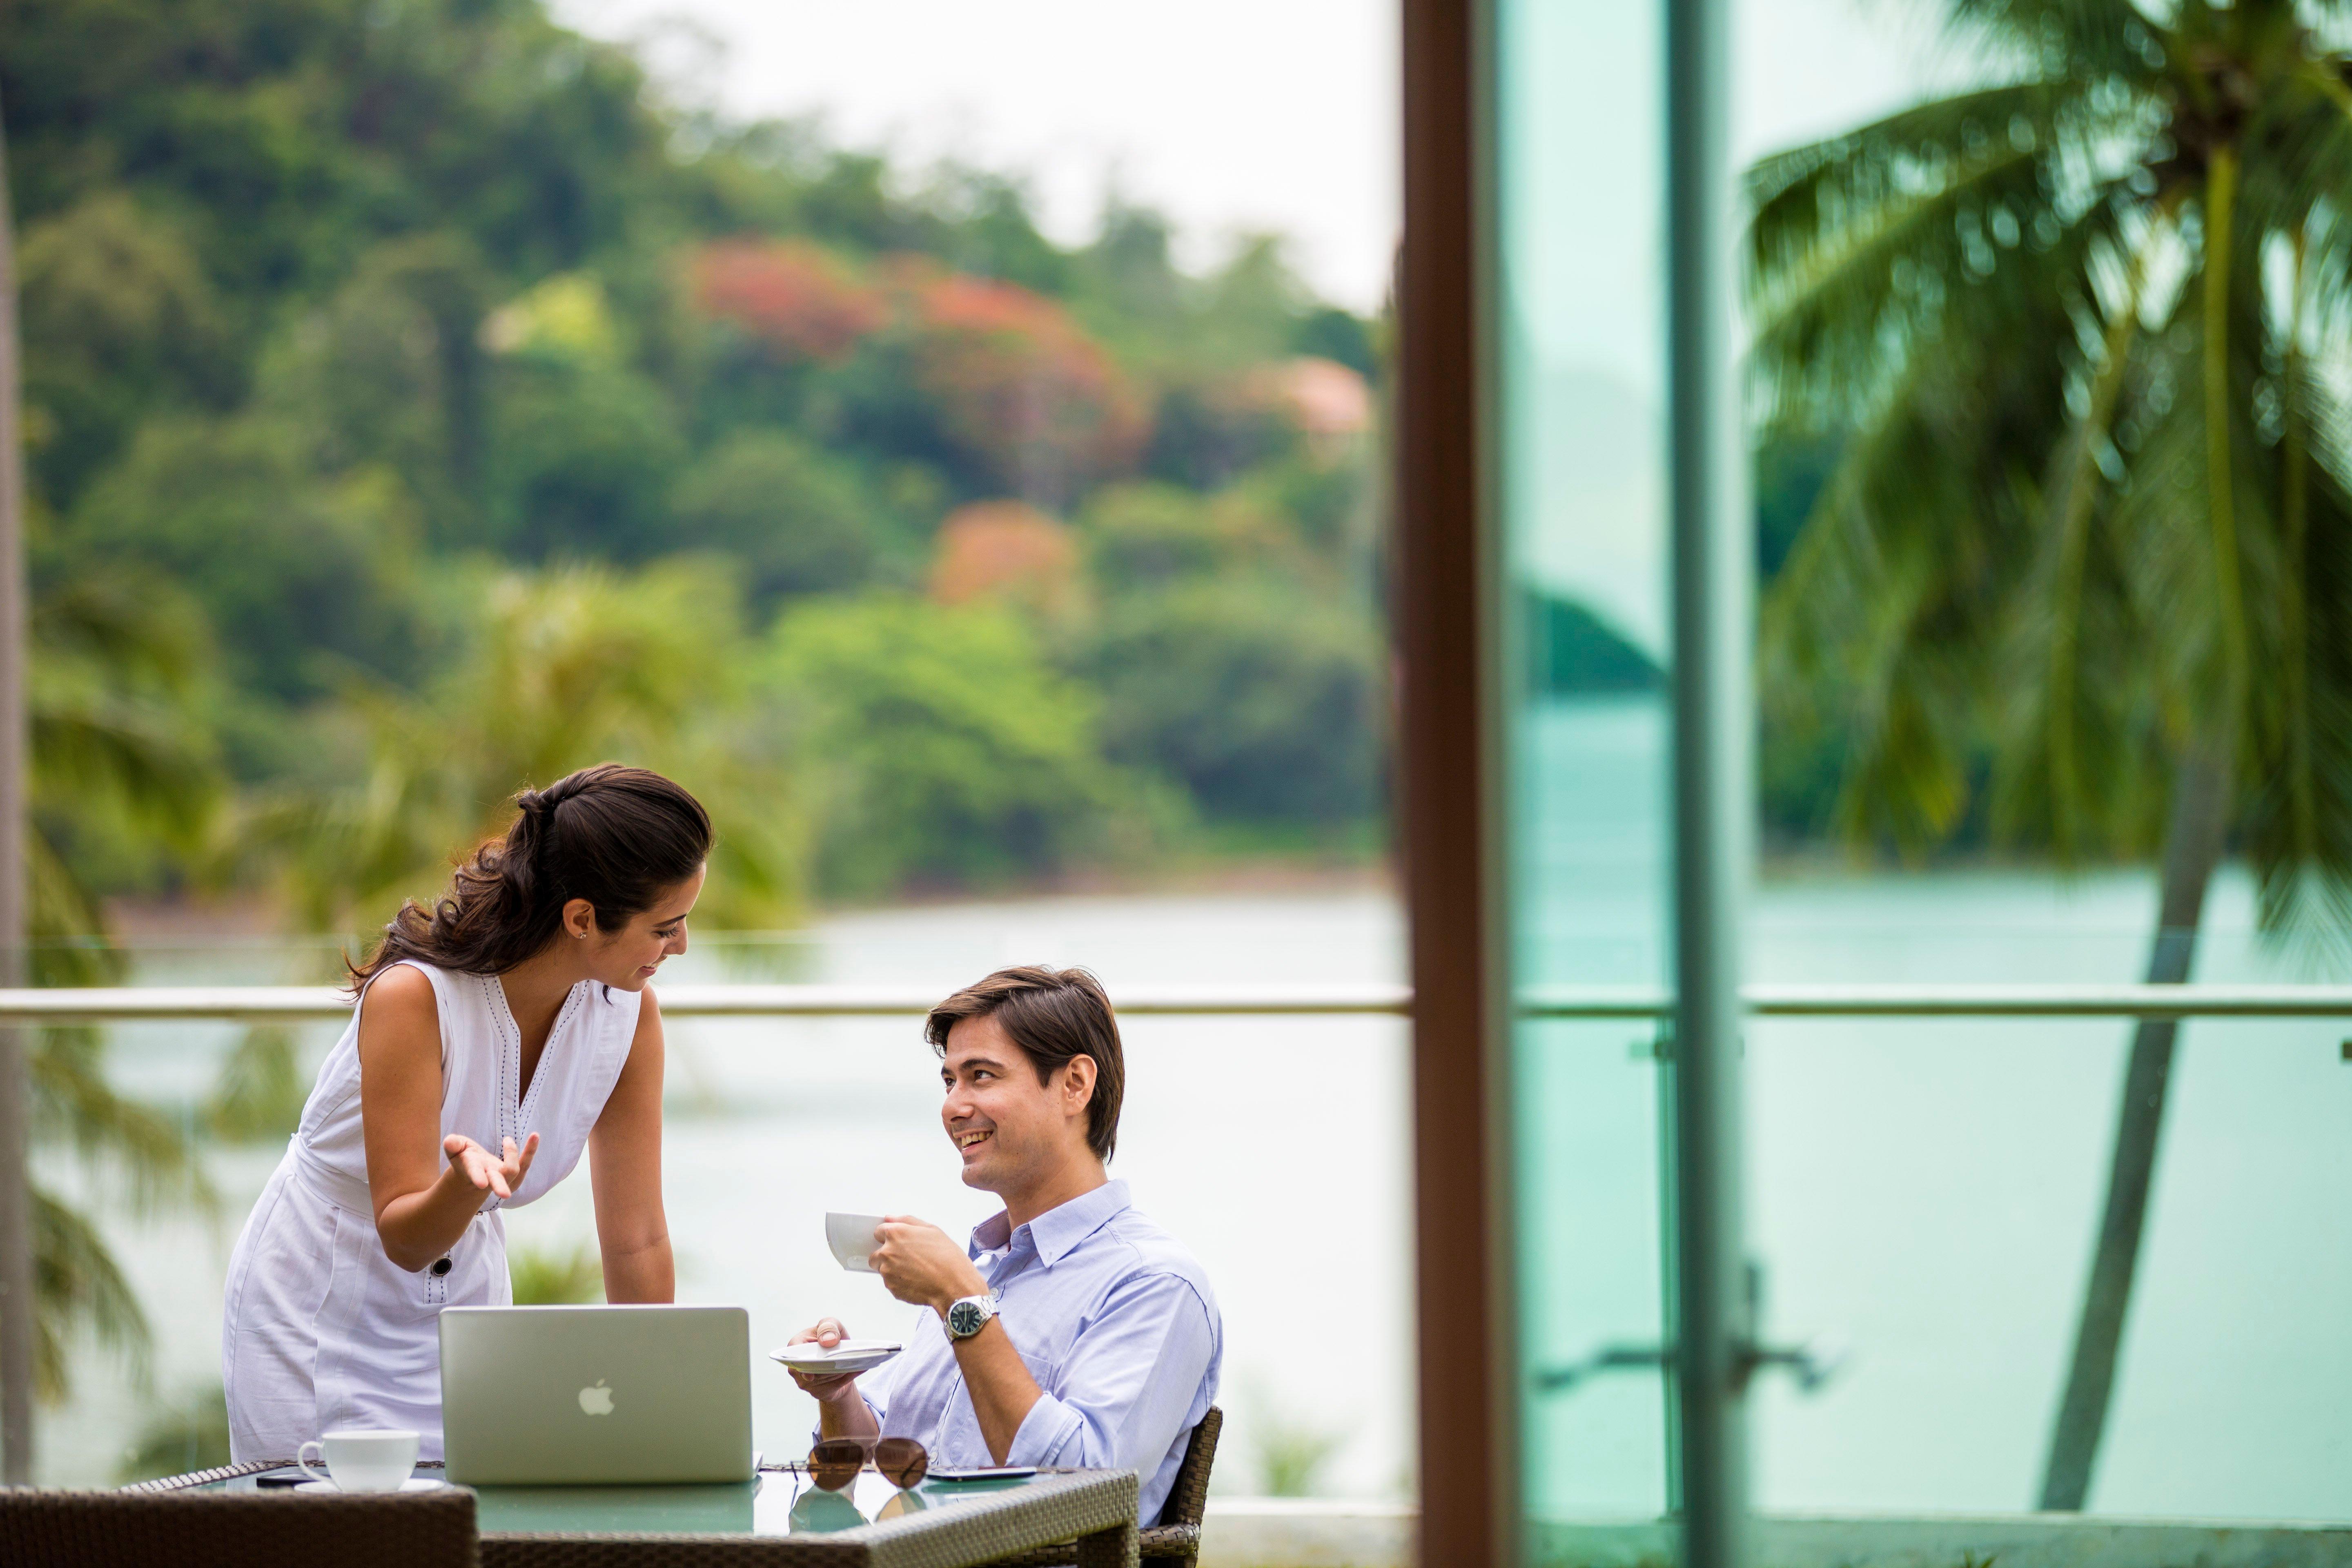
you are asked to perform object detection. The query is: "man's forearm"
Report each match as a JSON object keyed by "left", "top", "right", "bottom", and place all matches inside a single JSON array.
[
  {"left": 818, "top": 1389, "right": 880, "bottom": 1440},
  {"left": 949, "top": 1321, "right": 1044, "bottom": 1463}
]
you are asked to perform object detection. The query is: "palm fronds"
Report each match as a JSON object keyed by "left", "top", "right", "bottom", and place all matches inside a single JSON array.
[
  {"left": 14, "top": 564, "right": 225, "bottom": 1399},
  {"left": 32, "top": 1187, "right": 149, "bottom": 1403},
  {"left": 1752, "top": 0, "right": 2352, "bottom": 947}
]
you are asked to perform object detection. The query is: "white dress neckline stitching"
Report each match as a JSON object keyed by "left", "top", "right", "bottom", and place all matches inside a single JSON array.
[{"left": 481, "top": 975, "right": 588, "bottom": 1188}]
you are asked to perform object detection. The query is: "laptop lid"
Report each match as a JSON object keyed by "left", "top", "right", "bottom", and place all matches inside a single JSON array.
[{"left": 440, "top": 1305, "right": 753, "bottom": 1485}]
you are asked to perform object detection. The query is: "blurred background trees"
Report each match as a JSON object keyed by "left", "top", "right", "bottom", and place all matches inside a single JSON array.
[{"left": 2, "top": 0, "right": 1389, "bottom": 916}]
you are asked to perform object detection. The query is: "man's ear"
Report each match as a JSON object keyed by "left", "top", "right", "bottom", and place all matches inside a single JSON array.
[{"left": 1061, "top": 1054, "right": 1097, "bottom": 1117}]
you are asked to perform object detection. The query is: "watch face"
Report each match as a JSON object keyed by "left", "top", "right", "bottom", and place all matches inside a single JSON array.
[{"left": 948, "top": 1299, "right": 986, "bottom": 1338}]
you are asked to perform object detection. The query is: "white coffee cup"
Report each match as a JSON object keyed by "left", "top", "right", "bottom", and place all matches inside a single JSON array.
[
  {"left": 825, "top": 1212, "right": 887, "bottom": 1273},
  {"left": 297, "top": 1428, "right": 419, "bottom": 1493}
]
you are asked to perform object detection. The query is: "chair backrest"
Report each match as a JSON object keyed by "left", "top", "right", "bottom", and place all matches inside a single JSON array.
[
  {"left": 1155, "top": 1405, "right": 1223, "bottom": 1529},
  {"left": 0, "top": 1486, "right": 477, "bottom": 1568}
]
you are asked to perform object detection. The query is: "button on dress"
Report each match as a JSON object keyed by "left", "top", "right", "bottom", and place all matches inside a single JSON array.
[{"left": 221, "top": 960, "right": 641, "bottom": 1461}]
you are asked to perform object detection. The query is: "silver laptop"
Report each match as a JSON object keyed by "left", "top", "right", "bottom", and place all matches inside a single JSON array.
[{"left": 439, "top": 1305, "right": 753, "bottom": 1485}]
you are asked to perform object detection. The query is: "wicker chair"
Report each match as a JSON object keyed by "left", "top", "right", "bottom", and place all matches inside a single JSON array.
[
  {"left": 0, "top": 1481, "right": 478, "bottom": 1568},
  {"left": 982, "top": 1405, "right": 1220, "bottom": 1568}
]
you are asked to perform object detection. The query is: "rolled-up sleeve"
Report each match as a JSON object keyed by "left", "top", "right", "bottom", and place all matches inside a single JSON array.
[{"left": 1002, "top": 1271, "right": 1215, "bottom": 1477}]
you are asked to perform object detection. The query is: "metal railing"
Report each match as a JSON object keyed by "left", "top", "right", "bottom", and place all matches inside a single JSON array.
[{"left": 0, "top": 982, "right": 2348, "bottom": 1022}]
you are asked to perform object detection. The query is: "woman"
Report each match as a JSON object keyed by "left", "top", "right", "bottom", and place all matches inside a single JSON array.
[{"left": 221, "top": 763, "right": 708, "bottom": 1461}]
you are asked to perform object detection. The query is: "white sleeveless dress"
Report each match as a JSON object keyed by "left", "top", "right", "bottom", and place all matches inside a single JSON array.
[{"left": 220, "top": 960, "right": 642, "bottom": 1461}]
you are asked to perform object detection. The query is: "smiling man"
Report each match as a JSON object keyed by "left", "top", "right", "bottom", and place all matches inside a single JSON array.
[{"left": 786, "top": 965, "right": 1222, "bottom": 1523}]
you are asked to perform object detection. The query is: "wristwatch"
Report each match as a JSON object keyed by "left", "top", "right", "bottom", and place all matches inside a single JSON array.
[{"left": 945, "top": 1292, "right": 1000, "bottom": 1341}]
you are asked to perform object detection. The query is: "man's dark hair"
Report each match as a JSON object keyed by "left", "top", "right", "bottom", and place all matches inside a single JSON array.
[{"left": 925, "top": 966, "right": 1125, "bottom": 1161}]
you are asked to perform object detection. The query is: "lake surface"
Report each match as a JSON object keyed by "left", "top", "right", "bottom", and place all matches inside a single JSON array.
[{"left": 36, "top": 702, "right": 2352, "bottom": 1524}]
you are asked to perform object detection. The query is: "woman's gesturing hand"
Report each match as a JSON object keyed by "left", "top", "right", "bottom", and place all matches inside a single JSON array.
[{"left": 443, "top": 1131, "right": 538, "bottom": 1199}]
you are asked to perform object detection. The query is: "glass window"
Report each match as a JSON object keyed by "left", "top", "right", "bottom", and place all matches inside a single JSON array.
[{"left": 1493, "top": 0, "right": 1677, "bottom": 1538}]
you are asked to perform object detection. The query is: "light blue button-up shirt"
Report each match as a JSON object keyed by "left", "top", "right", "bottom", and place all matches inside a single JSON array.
[{"left": 849, "top": 1179, "right": 1221, "bottom": 1523}]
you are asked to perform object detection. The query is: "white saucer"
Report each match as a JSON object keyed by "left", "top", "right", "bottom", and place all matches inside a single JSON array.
[
  {"left": 770, "top": 1339, "right": 903, "bottom": 1375},
  {"left": 293, "top": 1477, "right": 448, "bottom": 1494}
]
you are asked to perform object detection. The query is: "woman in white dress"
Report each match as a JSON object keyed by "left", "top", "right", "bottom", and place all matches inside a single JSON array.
[{"left": 221, "top": 762, "right": 708, "bottom": 1461}]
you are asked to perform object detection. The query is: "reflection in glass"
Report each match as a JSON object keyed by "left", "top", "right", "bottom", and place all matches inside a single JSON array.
[
  {"left": 1734, "top": 0, "right": 2352, "bottom": 1526},
  {"left": 469, "top": 1482, "right": 758, "bottom": 1535},
  {"left": 787, "top": 1483, "right": 868, "bottom": 1535},
  {"left": 875, "top": 1488, "right": 931, "bottom": 1522}
]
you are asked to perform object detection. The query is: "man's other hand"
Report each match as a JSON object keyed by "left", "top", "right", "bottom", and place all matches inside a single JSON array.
[
  {"left": 785, "top": 1316, "right": 861, "bottom": 1402},
  {"left": 872, "top": 1216, "right": 990, "bottom": 1315}
]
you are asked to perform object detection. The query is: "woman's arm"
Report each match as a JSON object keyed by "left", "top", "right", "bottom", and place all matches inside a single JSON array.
[
  {"left": 588, "top": 988, "right": 674, "bottom": 1303},
  {"left": 361, "top": 967, "right": 538, "bottom": 1272}
]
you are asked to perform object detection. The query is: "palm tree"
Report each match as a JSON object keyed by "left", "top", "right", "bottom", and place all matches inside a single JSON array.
[
  {"left": 3, "top": 91, "right": 220, "bottom": 1470},
  {"left": 1747, "top": 0, "right": 2352, "bottom": 1510},
  {"left": 23, "top": 570, "right": 219, "bottom": 1419}
]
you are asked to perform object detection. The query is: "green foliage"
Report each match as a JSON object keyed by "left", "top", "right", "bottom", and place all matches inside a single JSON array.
[
  {"left": 1292, "top": 307, "right": 1379, "bottom": 379},
  {"left": 17, "top": 563, "right": 225, "bottom": 1404},
  {"left": 489, "top": 358, "right": 687, "bottom": 561},
  {"left": 1749, "top": 0, "right": 2352, "bottom": 938},
  {"left": 33, "top": 1189, "right": 149, "bottom": 1404},
  {"left": 510, "top": 1242, "right": 605, "bottom": 1305},
  {"left": 1082, "top": 482, "right": 1297, "bottom": 591},
  {"left": 18, "top": 192, "right": 231, "bottom": 508},
  {"left": 69, "top": 418, "right": 423, "bottom": 708},
  {"left": 1523, "top": 593, "right": 1660, "bottom": 699},
  {"left": 7, "top": 0, "right": 1389, "bottom": 906},
  {"left": 252, "top": 233, "right": 494, "bottom": 546},
  {"left": 239, "top": 562, "right": 799, "bottom": 933},
  {"left": 1078, "top": 478, "right": 1385, "bottom": 826},
  {"left": 1087, "top": 579, "right": 1384, "bottom": 825},
  {"left": 31, "top": 566, "right": 223, "bottom": 891},
  {"left": 668, "top": 430, "right": 886, "bottom": 601},
  {"left": 768, "top": 595, "right": 1141, "bottom": 896}
]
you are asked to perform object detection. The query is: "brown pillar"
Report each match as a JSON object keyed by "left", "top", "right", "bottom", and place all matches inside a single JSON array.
[{"left": 1395, "top": 2, "right": 1515, "bottom": 1562}]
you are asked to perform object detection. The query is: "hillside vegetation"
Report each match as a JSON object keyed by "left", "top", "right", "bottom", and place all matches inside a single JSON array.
[{"left": 3, "top": 0, "right": 1389, "bottom": 929}]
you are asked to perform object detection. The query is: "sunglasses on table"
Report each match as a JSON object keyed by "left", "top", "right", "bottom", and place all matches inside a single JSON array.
[{"left": 808, "top": 1435, "right": 929, "bottom": 1491}]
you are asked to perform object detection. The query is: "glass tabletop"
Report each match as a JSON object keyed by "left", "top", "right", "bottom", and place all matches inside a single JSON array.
[{"left": 208, "top": 1465, "right": 1055, "bottom": 1537}]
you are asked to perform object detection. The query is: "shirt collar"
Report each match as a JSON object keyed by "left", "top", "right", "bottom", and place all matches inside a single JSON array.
[{"left": 967, "top": 1178, "right": 1131, "bottom": 1268}]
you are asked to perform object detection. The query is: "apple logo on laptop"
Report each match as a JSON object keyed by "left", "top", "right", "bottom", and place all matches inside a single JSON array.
[{"left": 578, "top": 1379, "right": 615, "bottom": 1416}]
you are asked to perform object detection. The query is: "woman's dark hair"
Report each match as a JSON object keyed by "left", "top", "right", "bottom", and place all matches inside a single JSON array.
[
  {"left": 347, "top": 764, "right": 712, "bottom": 989},
  {"left": 924, "top": 966, "right": 1125, "bottom": 1161}
]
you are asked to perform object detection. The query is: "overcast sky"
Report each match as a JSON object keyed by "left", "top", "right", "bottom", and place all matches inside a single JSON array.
[{"left": 551, "top": 0, "right": 1952, "bottom": 314}]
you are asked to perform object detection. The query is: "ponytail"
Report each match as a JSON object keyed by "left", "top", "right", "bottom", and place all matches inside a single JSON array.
[{"left": 348, "top": 764, "right": 713, "bottom": 989}]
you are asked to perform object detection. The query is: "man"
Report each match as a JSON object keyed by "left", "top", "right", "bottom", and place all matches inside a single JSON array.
[{"left": 786, "top": 965, "right": 1221, "bottom": 1523}]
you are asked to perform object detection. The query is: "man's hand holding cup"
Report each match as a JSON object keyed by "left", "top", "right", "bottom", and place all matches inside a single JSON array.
[{"left": 870, "top": 1215, "right": 989, "bottom": 1317}]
